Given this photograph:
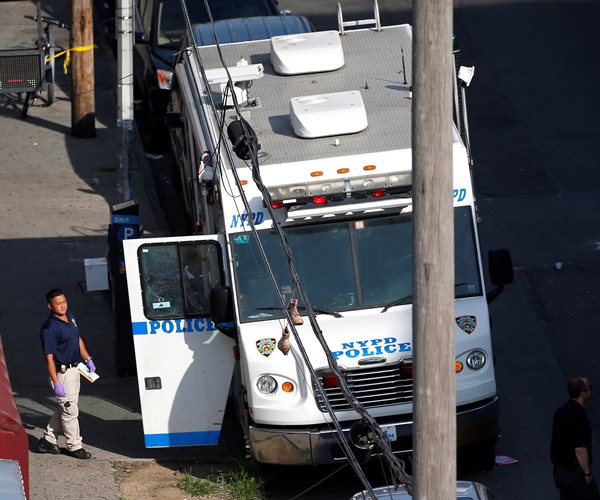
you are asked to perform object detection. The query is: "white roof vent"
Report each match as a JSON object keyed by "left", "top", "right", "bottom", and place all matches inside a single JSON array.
[
  {"left": 290, "top": 91, "right": 368, "bottom": 139},
  {"left": 271, "top": 31, "right": 344, "bottom": 75}
]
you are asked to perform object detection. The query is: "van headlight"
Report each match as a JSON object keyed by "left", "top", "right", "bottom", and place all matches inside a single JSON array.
[
  {"left": 466, "top": 350, "right": 486, "bottom": 370},
  {"left": 257, "top": 375, "right": 278, "bottom": 394}
]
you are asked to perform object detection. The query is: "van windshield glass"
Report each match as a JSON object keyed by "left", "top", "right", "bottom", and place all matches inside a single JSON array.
[{"left": 231, "top": 206, "right": 482, "bottom": 322}]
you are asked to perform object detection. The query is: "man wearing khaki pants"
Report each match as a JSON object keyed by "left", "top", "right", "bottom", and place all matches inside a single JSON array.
[{"left": 37, "top": 288, "right": 96, "bottom": 459}]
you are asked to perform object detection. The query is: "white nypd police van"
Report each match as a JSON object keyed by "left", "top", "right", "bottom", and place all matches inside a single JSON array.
[{"left": 123, "top": 12, "right": 513, "bottom": 467}]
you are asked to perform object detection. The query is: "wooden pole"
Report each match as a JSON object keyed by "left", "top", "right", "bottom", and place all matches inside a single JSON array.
[
  {"left": 71, "top": 0, "right": 96, "bottom": 137},
  {"left": 412, "top": 0, "right": 455, "bottom": 498}
]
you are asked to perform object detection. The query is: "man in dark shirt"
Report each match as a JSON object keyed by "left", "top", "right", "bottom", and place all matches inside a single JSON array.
[
  {"left": 37, "top": 288, "right": 96, "bottom": 459},
  {"left": 551, "top": 376, "right": 600, "bottom": 499}
]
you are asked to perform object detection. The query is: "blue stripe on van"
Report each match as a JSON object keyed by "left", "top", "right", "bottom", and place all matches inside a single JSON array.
[
  {"left": 144, "top": 431, "right": 220, "bottom": 447},
  {"left": 132, "top": 322, "right": 148, "bottom": 335}
]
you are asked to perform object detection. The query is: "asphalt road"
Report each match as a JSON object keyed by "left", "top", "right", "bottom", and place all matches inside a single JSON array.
[{"left": 136, "top": 1, "right": 600, "bottom": 498}]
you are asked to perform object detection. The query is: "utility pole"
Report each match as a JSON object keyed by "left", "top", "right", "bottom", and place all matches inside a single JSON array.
[
  {"left": 71, "top": 0, "right": 96, "bottom": 138},
  {"left": 412, "top": 0, "right": 455, "bottom": 498},
  {"left": 116, "top": 0, "right": 134, "bottom": 201}
]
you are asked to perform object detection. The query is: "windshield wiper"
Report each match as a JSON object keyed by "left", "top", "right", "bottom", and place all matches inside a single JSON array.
[
  {"left": 381, "top": 295, "right": 412, "bottom": 313},
  {"left": 380, "top": 283, "right": 469, "bottom": 313},
  {"left": 255, "top": 305, "right": 343, "bottom": 318},
  {"left": 299, "top": 306, "right": 343, "bottom": 318}
]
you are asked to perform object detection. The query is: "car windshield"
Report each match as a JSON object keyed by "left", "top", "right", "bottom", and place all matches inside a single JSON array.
[
  {"left": 231, "top": 206, "right": 482, "bottom": 322},
  {"left": 156, "top": 0, "right": 277, "bottom": 47}
]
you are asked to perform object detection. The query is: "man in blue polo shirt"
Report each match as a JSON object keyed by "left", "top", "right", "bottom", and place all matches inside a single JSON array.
[{"left": 37, "top": 288, "right": 96, "bottom": 459}]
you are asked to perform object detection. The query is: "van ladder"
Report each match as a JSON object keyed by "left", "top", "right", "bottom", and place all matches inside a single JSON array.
[{"left": 337, "top": 0, "right": 381, "bottom": 35}]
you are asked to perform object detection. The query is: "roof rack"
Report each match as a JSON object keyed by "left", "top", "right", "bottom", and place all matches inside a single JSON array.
[{"left": 337, "top": 0, "right": 381, "bottom": 35}]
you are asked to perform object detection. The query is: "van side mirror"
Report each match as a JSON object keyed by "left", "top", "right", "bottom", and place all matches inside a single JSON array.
[
  {"left": 486, "top": 248, "right": 514, "bottom": 303},
  {"left": 210, "top": 286, "right": 235, "bottom": 337}
]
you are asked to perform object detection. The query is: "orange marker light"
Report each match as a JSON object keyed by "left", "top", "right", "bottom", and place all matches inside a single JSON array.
[
  {"left": 363, "top": 165, "right": 376, "bottom": 171},
  {"left": 337, "top": 168, "right": 350, "bottom": 174},
  {"left": 240, "top": 180, "right": 248, "bottom": 186},
  {"left": 282, "top": 382, "right": 294, "bottom": 393},
  {"left": 455, "top": 361, "right": 463, "bottom": 373},
  {"left": 311, "top": 171, "right": 323, "bottom": 177}
]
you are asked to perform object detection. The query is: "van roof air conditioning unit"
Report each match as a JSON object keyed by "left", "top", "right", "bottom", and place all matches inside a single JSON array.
[
  {"left": 290, "top": 91, "right": 368, "bottom": 139},
  {"left": 271, "top": 31, "right": 344, "bottom": 75}
]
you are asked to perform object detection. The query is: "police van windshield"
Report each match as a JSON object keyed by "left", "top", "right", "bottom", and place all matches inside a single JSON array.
[{"left": 231, "top": 206, "right": 482, "bottom": 323}]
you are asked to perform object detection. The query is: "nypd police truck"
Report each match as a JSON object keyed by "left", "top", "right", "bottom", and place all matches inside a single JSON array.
[{"left": 123, "top": 6, "right": 513, "bottom": 468}]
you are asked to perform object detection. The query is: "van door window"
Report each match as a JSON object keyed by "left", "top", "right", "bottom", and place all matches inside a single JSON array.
[
  {"left": 138, "top": 241, "right": 223, "bottom": 319},
  {"left": 180, "top": 242, "right": 222, "bottom": 315}
]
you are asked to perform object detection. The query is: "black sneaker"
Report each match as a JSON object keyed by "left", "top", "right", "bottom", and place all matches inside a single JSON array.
[
  {"left": 65, "top": 448, "right": 92, "bottom": 460},
  {"left": 37, "top": 437, "right": 60, "bottom": 455}
]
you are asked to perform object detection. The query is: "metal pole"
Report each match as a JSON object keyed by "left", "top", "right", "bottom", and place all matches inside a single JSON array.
[
  {"left": 412, "top": 0, "right": 456, "bottom": 498},
  {"left": 116, "top": 0, "right": 134, "bottom": 201},
  {"left": 113, "top": 0, "right": 136, "bottom": 377}
]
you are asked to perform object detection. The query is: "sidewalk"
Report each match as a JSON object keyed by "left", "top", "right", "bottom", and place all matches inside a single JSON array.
[{"left": 0, "top": 1, "right": 223, "bottom": 499}]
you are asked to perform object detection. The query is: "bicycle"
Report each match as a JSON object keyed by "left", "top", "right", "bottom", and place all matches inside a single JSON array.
[
  {"left": 22, "top": 13, "right": 69, "bottom": 114},
  {"left": 0, "top": 2, "right": 68, "bottom": 118}
]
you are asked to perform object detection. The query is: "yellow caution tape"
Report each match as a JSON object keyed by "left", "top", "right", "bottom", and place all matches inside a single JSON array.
[{"left": 45, "top": 44, "right": 96, "bottom": 74}]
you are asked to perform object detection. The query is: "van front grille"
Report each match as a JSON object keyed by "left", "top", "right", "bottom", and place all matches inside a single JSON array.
[{"left": 313, "top": 363, "right": 413, "bottom": 412}]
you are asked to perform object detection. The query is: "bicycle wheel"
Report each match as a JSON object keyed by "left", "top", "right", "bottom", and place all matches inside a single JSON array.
[{"left": 44, "top": 28, "right": 55, "bottom": 105}]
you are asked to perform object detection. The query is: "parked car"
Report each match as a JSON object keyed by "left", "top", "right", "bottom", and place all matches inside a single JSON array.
[
  {"left": 349, "top": 481, "right": 496, "bottom": 500},
  {"left": 133, "top": 0, "right": 312, "bottom": 121}
]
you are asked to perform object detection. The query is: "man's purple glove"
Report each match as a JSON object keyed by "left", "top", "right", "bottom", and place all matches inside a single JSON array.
[
  {"left": 85, "top": 358, "right": 96, "bottom": 373},
  {"left": 53, "top": 381, "right": 67, "bottom": 398}
]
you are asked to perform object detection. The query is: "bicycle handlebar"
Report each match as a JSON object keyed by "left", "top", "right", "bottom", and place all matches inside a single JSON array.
[{"left": 24, "top": 15, "right": 69, "bottom": 30}]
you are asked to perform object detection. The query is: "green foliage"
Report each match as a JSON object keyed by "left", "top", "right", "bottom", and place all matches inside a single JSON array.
[
  {"left": 179, "top": 470, "right": 220, "bottom": 496},
  {"left": 223, "top": 466, "right": 265, "bottom": 500},
  {"left": 177, "top": 463, "right": 265, "bottom": 499},
  {"left": 112, "top": 464, "right": 122, "bottom": 483}
]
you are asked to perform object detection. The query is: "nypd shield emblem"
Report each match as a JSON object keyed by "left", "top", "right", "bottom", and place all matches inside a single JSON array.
[
  {"left": 256, "top": 338, "right": 276, "bottom": 357},
  {"left": 456, "top": 315, "right": 477, "bottom": 334}
]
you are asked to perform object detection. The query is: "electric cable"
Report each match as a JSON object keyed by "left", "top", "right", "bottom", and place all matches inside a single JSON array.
[{"left": 179, "top": 1, "right": 412, "bottom": 495}]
